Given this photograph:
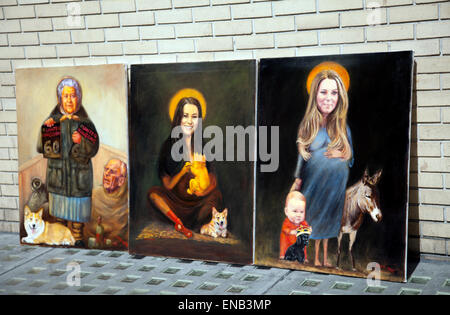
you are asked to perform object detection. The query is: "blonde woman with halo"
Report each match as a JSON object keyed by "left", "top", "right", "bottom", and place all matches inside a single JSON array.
[{"left": 291, "top": 64, "right": 354, "bottom": 267}]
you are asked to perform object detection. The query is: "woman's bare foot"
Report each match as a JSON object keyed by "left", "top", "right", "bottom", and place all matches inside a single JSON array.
[
  {"left": 174, "top": 223, "right": 193, "bottom": 238},
  {"left": 322, "top": 239, "right": 331, "bottom": 267},
  {"left": 314, "top": 239, "right": 321, "bottom": 266},
  {"left": 323, "top": 260, "right": 332, "bottom": 268}
]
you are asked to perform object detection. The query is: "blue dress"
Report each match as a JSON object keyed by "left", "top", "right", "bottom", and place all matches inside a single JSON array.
[{"left": 294, "top": 126, "right": 354, "bottom": 240}]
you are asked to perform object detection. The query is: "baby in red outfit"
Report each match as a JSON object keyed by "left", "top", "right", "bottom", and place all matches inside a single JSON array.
[{"left": 279, "top": 191, "right": 310, "bottom": 262}]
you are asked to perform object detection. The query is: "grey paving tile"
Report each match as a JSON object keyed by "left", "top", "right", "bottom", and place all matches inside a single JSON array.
[
  {"left": 0, "top": 234, "right": 53, "bottom": 276},
  {"left": 0, "top": 233, "right": 448, "bottom": 295}
]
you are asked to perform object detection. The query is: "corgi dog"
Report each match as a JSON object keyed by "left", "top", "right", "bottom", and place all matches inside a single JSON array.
[
  {"left": 200, "top": 207, "right": 228, "bottom": 238},
  {"left": 22, "top": 205, "right": 75, "bottom": 246},
  {"left": 187, "top": 153, "right": 210, "bottom": 195}
]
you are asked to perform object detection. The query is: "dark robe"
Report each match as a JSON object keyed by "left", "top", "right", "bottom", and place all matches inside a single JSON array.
[{"left": 148, "top": 138, "right": 223, "bottom": 231}]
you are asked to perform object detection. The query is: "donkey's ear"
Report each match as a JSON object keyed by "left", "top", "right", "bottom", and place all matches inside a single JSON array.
[
  {"left": 362, "top": 167, "right": 370, "bottom": 184},
  {"left": 371, "top": 169, "right": 382, "bottom": 185}
]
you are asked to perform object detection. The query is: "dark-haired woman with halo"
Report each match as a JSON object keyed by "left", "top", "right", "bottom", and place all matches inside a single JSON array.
[{"left": 148, "top": 97, "right": 223, "bottom": 238}]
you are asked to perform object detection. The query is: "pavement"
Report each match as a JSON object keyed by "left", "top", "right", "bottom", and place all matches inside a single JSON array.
[{"left": 0, "top": 232, "right": 449, "bottom": 295}]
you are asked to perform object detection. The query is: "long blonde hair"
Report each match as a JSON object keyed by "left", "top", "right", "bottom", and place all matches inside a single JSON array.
[{"left": 297, "top": 70, "right": 351, "bottom": 161}]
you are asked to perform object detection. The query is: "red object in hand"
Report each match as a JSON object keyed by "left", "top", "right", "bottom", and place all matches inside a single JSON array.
[
  {"left": 44, "top": 118, "right": 55, "bottom": 127},
  {"left": 72, "top": 131, "right": 82, "bottom": 144}
]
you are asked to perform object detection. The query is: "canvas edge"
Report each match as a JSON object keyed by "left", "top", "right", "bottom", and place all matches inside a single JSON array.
[
  {"left": 403, "top": 50, "right": 415, "bottom": 283},
  {"left": 252, "top": 60, "right": 259, "bottom": 265}
]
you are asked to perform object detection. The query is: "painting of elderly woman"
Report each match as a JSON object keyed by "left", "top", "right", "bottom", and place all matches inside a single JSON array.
[
  {"left": 255, "top": 52, "right": 413, "bottom": 282},
  {"left": 16, "top": 64, "right": 129, "bottom": 250},
  {"left": 128, "top": 61, "right": 255, "bottom": 264}
]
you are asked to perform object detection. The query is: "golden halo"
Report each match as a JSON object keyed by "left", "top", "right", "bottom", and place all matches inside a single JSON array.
[
  {"left": 169, "top": 88, "right": 207, "bottom": 122},
  {"left": 306, "top": 61, "right": 350, "bottom": 94}
]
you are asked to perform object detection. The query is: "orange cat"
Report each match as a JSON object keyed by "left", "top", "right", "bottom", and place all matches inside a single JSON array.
[{"left": 187, "top": 153, "right": 210, "bottom": 195}]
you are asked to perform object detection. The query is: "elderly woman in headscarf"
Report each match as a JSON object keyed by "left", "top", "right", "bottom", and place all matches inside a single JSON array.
[{"left": 37, "top": 76, "right": 99, "bottom": 247}]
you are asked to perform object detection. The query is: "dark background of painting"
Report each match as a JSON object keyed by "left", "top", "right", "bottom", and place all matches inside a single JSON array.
[
  {"left": 255, "top": 51, "right": 413, "bottom": 277},
  {"left": 129, "top": 60, "right": 255, "bottom": 263}
]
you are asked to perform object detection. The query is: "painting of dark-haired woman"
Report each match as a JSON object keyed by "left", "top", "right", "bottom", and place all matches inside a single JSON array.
[
  {"left": 129, "top": 61, "right": 255, "bottom": 264},
  {"left": 148, "top": 96, "right": 223, "bottom": 238}
]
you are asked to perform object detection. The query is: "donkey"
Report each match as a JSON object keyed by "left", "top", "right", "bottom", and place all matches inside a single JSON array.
[{"left": 336, "top": 168, "right": 382, "bottom": 271}]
